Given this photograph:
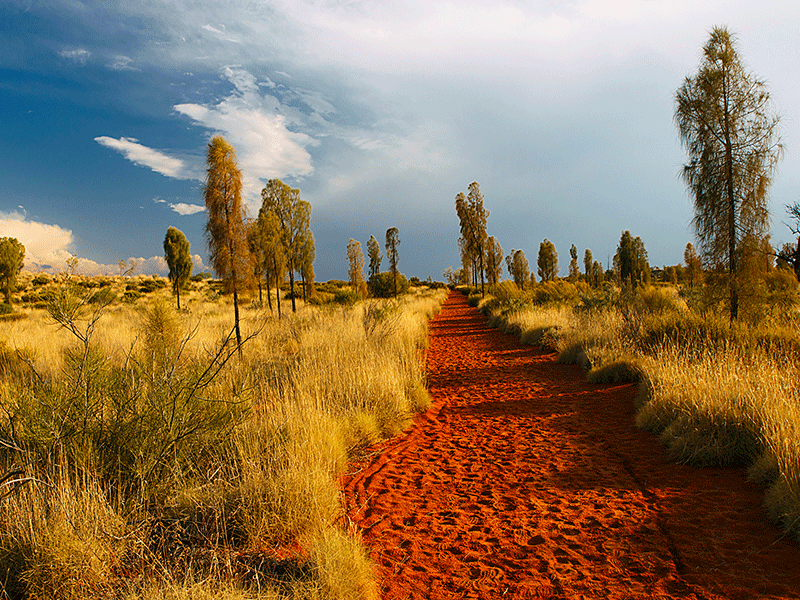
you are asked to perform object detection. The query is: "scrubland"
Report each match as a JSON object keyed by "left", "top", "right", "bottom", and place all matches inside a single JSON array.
[
  {"left": 472, "top": 277, "right": 800, "bottom": 540},
  {"left": 0, "top": 272, "right": 446, "bottom": 599}
]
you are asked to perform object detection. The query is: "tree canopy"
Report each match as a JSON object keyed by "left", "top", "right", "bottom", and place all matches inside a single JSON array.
[
  {"left": 0, "top": 237, "right": 25, "bottom": 305},
  {"left": 455, "top": 182, "right": 489, "bottom": 296},
  {"left": 367, "top": 235, "right": 382, "bottom": 279},
  {"left": 385, "top": 227, "right": 401, "bottom": 298},
  {"left": 537, "top": 239, "right": 558, "bottom": 282},
  {"left": 163, "top": 227, "right": 192, "bottom": 310},
  {"left": 260, "top": 178, "right": 312, "bottom": 312},
  {"left": 203, "top": 136, "right": 249, "bottom": 349},
  {"left": 675, "top": 26, "right": 782, "bottom": 320}
]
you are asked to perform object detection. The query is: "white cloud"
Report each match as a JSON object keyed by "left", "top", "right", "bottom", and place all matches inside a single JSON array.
[
  {"left": 59, "top": 48, "right": 90, "bottom": 64},
  {"left": 0, "top": 210, "right": 75, "bottom": 268},
  {"left": 174, "top": 66, "right": 317, "bottom": 206},
  {"left": 94, "top": 136, "right": 189, "bottom": 179},
  {"left": 108, "top": 55, "right": 138, "bottom": 71},
  {"left": 202, "top": 23, "right": 240, "bottom": 43},
  {"left": 169, "top": 202, "right": 205, "bottom": 216}
]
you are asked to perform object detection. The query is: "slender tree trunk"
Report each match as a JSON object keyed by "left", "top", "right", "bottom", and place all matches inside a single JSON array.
[
  {"left": 276, "top": 276, "right": 282, "bottom": 317},
  {"left": 289, "top": 265, "right": 296, "bottom": 312},
  {"left": 301, "top": 271, "right": 307, "bottom": 302},
  {"left": 266, "top": 278, "right": 273, "bottom": 312},
  {"left": 258, "top": 280, "right": 263, "bottom": 305},
  {"left": 479, "top": 243, "right": 485, "bottom": 297},
  {"left": 232, "top": 283, "right": 242, "bottom": 357},
  {"left": 723, "top": 73, "right": 738, "bottom": 321},
  {"left": 176, "top": 284, "right": 181, "bottom": 310}
]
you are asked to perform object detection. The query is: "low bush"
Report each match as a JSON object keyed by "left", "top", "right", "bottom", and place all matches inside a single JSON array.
[{"left": 368, "top": 272, "right": 409, "bottom": 298}]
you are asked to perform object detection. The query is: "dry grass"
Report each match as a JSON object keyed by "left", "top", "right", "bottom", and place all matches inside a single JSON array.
[
  {"left": 0, "top": 279, "right": 446, "bottom": 599},
  {"left": 478, "top": 282, "right": 800, "bottom": 540}
]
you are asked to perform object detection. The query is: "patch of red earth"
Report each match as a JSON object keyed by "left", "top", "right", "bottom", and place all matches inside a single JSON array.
[{"left": 340, "top": 291, "right": 800, "bottom": 599}]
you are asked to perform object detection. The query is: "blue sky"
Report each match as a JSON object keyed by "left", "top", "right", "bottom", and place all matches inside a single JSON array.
[{"left": 2, "top": 1, "right": 800, "bottom": 280}]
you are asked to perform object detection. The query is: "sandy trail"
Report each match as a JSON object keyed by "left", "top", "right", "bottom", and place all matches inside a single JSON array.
[{"left": 340, "top": 291, "right": 800, "bottom": 599}]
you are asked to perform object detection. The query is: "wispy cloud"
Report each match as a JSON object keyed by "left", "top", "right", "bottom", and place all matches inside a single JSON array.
[
  {"left": 108, "top": 55, "right": 138, "bottom": 71},
  {"left": 58, "top": 48, "right": 90, "bottom": 64},
  {"left": 94, "top": 136, "right": 189, "bottom": 179}
]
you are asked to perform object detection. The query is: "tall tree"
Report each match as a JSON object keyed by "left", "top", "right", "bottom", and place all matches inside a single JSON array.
[
  {"left": 614, "top": 230, "right": 649, "bottom": 286},
  {"left": 505, "top": 249, "right": 529, "bottom": 289},
  {"left": 568, "top": 244, "right": 580, "bottom": 282},
  {"left": 592, "top": 261, "right": 604, "bottom": 286},
  {"left": 583, "top": 249, "right": 594, "bottom": 284},
  {"left": 298, "top": 229, "right": 315, "bottom": 302},
  {"left": 204, "top": 136, "right": 250, "bottom": 351},
  {"left": 537, "top": 239, "right": 558, "bottom": 282},
  {"left": 0, "top": 237, "right": 25, "bottom": 305},
  {"left": 675, "top": 26, "right": 782, "bottom": 320},
  {"left": 485, "top": 236, "right": 504, "bottom": 286},
  {"left": 260, "top": 179, "right": 312, "bottom": 313},
  {"left": 385, "top": 227, "right": 401, "bottom": 298},
  {"left": 347, "top": 239, "right": 367, "bottom": 298},
  {"left": 455, "top": 182, "right": 489, "bottom": 296},
  {"left": 163, "top": 227, "right": 192, "bottom": 310},
  {"left": 684, "top": 242, "right": 703, "bottom": 287},
  {"left": 367, "top": 234, "right": 382, "bottom": 279},
  {"left": 255, "top": 210, "right": 286, "bottom": 316}
]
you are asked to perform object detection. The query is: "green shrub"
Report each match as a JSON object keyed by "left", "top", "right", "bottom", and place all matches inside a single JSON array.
[
  {"left": 123, "top": 290, "right": 142, "bottom": 303},
  {"left": 0, "top": 303, "right": 13, "bottom": 315},
  {"left": 368, "top": 272, "right": 409, "bottom": 298},
  {"left": 333, "top": 288, "right": 360, "bottom": 306},
  {"left": 139, "top": 277, "right": 167, "bottom": 294}
]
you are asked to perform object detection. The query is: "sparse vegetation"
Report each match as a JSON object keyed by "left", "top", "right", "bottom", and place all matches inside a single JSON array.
[
  {"left": 0, "top": 274, "right": 446, "bottom": 599},
  {"left": 475, "top": 274, "right": 800, "bottom": 540}
]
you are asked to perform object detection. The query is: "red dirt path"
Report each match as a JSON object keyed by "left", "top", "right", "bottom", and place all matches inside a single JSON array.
[{"left": 340, "top": 292, "right": 800, "bottom": 599}]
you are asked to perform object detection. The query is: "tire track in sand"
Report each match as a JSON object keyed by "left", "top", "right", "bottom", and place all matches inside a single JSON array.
[{"left": 340, "top": 291, "right": 800, "bottom": 599}]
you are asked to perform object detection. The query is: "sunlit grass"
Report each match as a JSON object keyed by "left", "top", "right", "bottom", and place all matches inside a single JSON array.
[
  {"left": 477, "top": 281, "right": 800, "bottom": 540},
  {"left": 0, "top": 278, "right": 446, "bottom": 599}
]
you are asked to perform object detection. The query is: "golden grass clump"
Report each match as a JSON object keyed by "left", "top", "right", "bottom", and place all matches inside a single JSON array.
[
  {"left": 477, "top": 281, "right": 800, "bottom": 539},
  {"left": 0, "top": 279, "right": 445, "bottom": 599}
]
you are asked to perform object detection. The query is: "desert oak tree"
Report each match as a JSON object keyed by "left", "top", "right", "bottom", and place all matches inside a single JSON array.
[
  {"left": 163, "top": 227, "right": 192, "bottom": 310},
  {"left": 260, "top": 179, "right": 312, "bottom": 313},
  {"left": 455, "top": 182, "right": 489, "bottom": 296},
  {"left": 367, "top": 235, "right": 382, "bottom": 279},
  {"left": 676, "top": 26, "right": 782, "bottom": 320},
  {"left": 347, "top": 239, "right": 367, "bottom": 298},
  {"left": 385, "top": 227, "right": 400, "bottom": 298},
  {"left": 203, "top": 136, "right": 250, "bottom": 351},
  {"left": 0, "top": 237, "right": 25, "bottom": 305},
  {"left": 537, "top": 239, "right": 558, "bottom": 282}
]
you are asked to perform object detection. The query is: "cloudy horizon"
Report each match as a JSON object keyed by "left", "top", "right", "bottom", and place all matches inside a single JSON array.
[{"left": 3, "top": 1, "right": 800, "bottom": 280}]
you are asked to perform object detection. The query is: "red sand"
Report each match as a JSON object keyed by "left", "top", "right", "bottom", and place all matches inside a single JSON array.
[{"left": 340, "top": 292, "right": 800, "bottom": 599}]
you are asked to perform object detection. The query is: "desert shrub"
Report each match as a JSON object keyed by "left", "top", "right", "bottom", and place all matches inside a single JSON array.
[
  {"left": 368, "top": 272, "right": 409, "bottom": 298},
  {"left": 638, "top": 285, "right": 685, "bottom": 314},
  {"left": 32, "top": 274, "right": 51, "bottom": 286},
  {"left": 0, "top": 303, "right": 13, "bottom": 315},
  {"left": 586, "top": 359, "right": 644, "bottom": 383},
  {"left": 123, "top": 290, "right": 142, "bottom": 303},
  {"left": 307, "top": 291, "right": 335, "bottom": 305},
  {"left": 530, "top": 280, "right": 581, "bottom": 305},
  {"left": 333, "top": 288, "right": 360, "bottom": 306},
  {"left": 139, "top": 277, "right": 167, "bottom": 294}
]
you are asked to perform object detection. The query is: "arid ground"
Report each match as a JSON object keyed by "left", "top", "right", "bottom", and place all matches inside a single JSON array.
[{"left": 340, "top": 291, "right": 800, "bottom": 599}]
